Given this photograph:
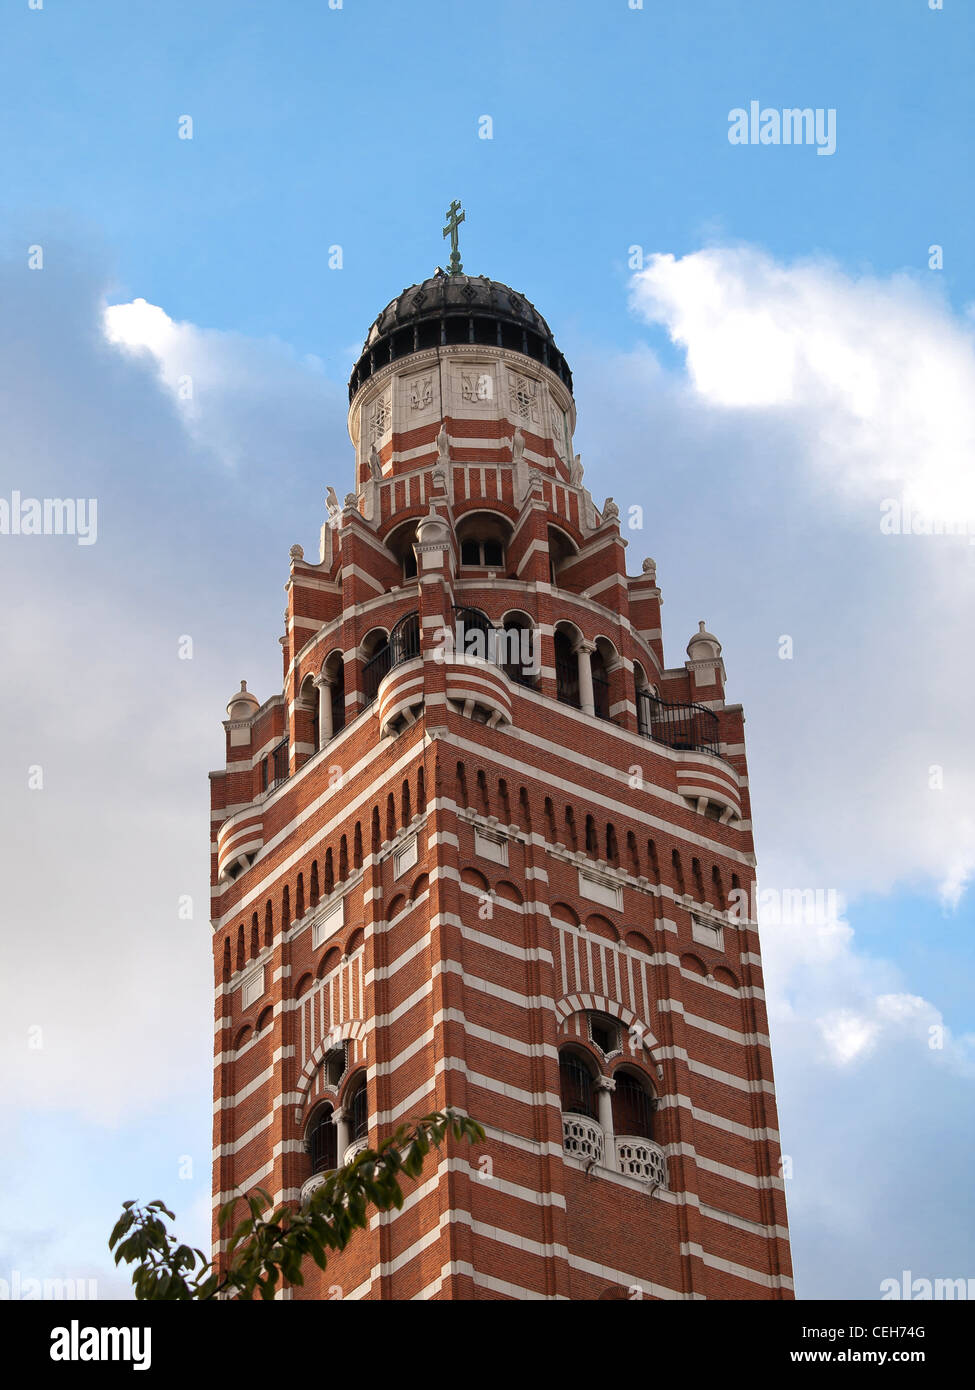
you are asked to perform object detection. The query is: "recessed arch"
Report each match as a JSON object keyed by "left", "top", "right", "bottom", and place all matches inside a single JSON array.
[
  {"left": 625, "top": 930, "right": 653, "bottom": 956},
  {"left": 680, "top": 952, "right": 708, "bottom": 977},
  {"left": 494, "top": 879, "right": 524, "bottom": 905},
  {"left": 584, "top": 913, "right": 620, "bottom": 944},
  {"left": 317, "top": 945, "right": 342, "bottom": 979},
  {"left": 551, "top": 900, "right": 581, "bottom": 929}
]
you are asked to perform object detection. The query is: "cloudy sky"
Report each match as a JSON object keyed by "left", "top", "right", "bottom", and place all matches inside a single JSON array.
[{"left": 1, "top": 0, "right": 972, "bottom": 1300}]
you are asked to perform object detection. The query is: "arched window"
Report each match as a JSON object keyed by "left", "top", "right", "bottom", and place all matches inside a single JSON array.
[
  {"left": 559, "top": 1050, "right": 597, "bottom": 1120},
  {"left": 499, "top": 612, "right": 537, "bottom": 687},
  {"left": 308, "top": 1106, "right": 337, "bottom": 1175},
  {"left": 299, "top": 674, "right": 318, "bottom": 752},
  {"left": 386, "top": 520, "right": 419, "bottom": 582},
  {"left": 612, "top": 1071, "right": 654, "bottom": 1141},
  {"left": 362, "top": 620, "right": 420, "bottom": 706},
  {"left": 347, "top": 1076, "right": 368, "bottom": 1143},
  {"left": 590, "top": 645, "right": 610, "bottom": 721},
  {"left": 554, "top": 629, "right": 580, "bottom": 708},
  {"left": 456, "top": 513, "right": 510, "bottom": 570}
]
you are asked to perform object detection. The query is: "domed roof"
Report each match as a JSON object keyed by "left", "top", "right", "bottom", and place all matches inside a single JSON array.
[
  {"left": 226, "top": 679, "right": 260, "bottom": 721},
  {"left": 348, "top": 271, "right": 572, "bottom": 401},
  {"left": 687, "top": 621, "right": 722, "bottom": 660},
  {"left": 364, "top": 274, "right": 555, "bottom": 348}
]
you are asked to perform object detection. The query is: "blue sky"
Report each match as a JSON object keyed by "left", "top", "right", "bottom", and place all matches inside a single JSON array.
[{"left": 1, "top": 0, "right": 973, "bottom": 1301}]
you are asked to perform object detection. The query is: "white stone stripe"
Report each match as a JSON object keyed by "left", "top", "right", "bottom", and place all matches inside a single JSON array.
[
  {"left": 658, "top": 1000, "right": 770, "bottom": 1048},
  {"left": 680, "top": 1242, "right": 794, "bottom": 1291},
  {"left": 413, "top": 1262, "right": 561, "bottom": 1301}
]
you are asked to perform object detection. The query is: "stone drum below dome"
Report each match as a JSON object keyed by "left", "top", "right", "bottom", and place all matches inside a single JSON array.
[{"left": 348, "top": 273, "right": 573, "bottom": 403}]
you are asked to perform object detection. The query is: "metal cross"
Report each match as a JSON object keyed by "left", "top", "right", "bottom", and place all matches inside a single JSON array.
[{"left": 442, "top": 199, "right": 465, "bottom": 275}]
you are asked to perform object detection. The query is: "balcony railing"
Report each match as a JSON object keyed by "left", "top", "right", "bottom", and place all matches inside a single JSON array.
[
  {"left": 636, "top": 691, "right": 720, "bottom": 757},
  {"left": 561, "top": 1113, "right": 604, "bottom": 1164},
  {"left": 615, "top": 1135, "right": 668, "bottom": 1187},
  {"left": 300, "top": 1171, "right": 328, "bottom": 1208},
  {"left": 555, "top": 654, "right": 580, "bottom": 708},
  {"left": 265, "top": 739, "right": 289, "bottom": 792},
  {"left": 362, "top": 610, "right": 421, "bottom": 705},
  {"left": 343, "top": 1137, "right": 369, "bottom": 1166}
]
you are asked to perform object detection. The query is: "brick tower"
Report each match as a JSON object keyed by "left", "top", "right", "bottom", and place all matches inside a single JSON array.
[{"left": 209, "top": 242, "right": 794, "bottom": 1300}]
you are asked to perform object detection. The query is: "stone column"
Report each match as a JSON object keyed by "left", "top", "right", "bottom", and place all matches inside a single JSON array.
[
  {"left": 595, "top": 1076, "right": 616, "bottom": 1171},
  {"left": 313, "top": 673, "right": 334, "bottom": 747},
  {"left": 332, "top": 1106, "right": 349, "bottom": 1166},
  {"left": 575, "top": 639, "right": 596, "bottom": 716}
]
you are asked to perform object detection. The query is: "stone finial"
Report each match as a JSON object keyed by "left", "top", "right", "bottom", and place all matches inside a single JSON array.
[
  {"left": 343, "top": 492, "right": 358, "bottom": 509},
  {"left": 642, "top": 556, "right": 657, "bottom": 578},
  {"left": 289, "top": 543, "right": 304, "bottom": 562},
  {"left": 601, "top": 496, "right": 620, "bottom": 523},
  {"left": 326, "top": 485, "right": 340, "bottom": 514}
]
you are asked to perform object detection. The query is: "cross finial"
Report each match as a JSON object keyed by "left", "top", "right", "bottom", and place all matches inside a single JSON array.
[{"left": 442, "top": 199, "right": 465, "bottom": 275}]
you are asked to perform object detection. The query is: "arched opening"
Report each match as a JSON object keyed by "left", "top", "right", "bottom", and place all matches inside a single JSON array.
[
  {"left": 308, "top": 1105, "right": 337, "bottom": 1175},
  {"left": 362, "top": 612, "right": 420, "bottom": 704},
  {"left": 345, "top": 1073, "right": 369, "bottom": 1154},
  {"left": 592, "top": 638, "right": 617, "bottom": 722},
  {"left": 321, "top": 650, "right": 346, "bottom": 741},
  {"left": 499, "top": 610, "right": 537, "bottom": 687},
  {"left": 559, "top": 1049, "right": 598, "bottom": 1120},
  {"left": 554, "top": 627, "right": 580, "bottom": 708},
  {"left": 298, "top": 674, "right": 318, "bottom": 752},
  {"left": 386, "top": 519, "right": 420, "bottom": 582},
  {"left": 547, "top": 525, "right": 577, "bottom": 587},
  {"left": 456, "top": 511, "right": 511, "bottom": 572},
  {"left": 612, "top": 1070, "right": 655, "bottom": 1141}
]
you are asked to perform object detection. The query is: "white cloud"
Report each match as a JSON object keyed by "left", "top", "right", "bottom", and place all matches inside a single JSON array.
[{"left": 630, "top": 248, "right": 975, "bottom": 523}]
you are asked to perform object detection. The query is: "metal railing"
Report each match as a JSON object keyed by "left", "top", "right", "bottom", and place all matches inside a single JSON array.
[
  {"left": 453, "top": 605, "right": 492, "bottom": 652},
  {"left": 591, "top": 672, "right": 610, "bottom": 720},
  {"left": 267, "top": 739, "right": 289, "bottom": 792},
  {"left": 555, "top": 653, "right": 580, "bottom": 708},
  {"left": 636, "top": 691, "right": 720, "bottom": 757},
  {"left": 362, "top": 611, "right": 421, "bottom": 704}
]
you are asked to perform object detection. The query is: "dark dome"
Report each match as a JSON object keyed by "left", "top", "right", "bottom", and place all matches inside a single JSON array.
[{"left": 348, "top": 273, "right": 572, "bottom": 402}]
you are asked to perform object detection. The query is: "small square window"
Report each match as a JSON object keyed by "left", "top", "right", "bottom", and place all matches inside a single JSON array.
[{"left": 589, "top": 1018, "right": 619, "bottom": 1056}]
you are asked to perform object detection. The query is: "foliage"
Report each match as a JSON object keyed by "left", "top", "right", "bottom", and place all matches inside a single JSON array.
[{"left": 109, "top": 1110, "right": 484, "bottom": 1300}]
